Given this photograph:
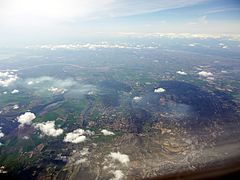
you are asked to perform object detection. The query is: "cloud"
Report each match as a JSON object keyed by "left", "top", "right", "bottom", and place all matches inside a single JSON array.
[
  {"left": 154, "top": 87, "right": 166, "bottom": 93},
  {"left": 27, "top": 81, "right": 34, "bottom": 85},
  {"left": 75, "top": 158, "right": 87, "bottom": 165},
  {"left": 29, "top": 43, "right": 157, "bottom": 51},
  {"left": 101, "top": 129, "right": 115, "bottom": 136},
  {"left": 198, "top": 71, "right": 213, "bottom": 77},
  {"left": 176, "top": 71, "right": 187, "bottom": 75},
  {"left": 0, "top": 71, "right": 18, "bottom": 87},
  {"left": 35, "top": 121, "right": 63, "bottom": 137},
  {"left": 11, "top": 89, "right": 19, "bottom": 94},
  {"left": 109, "top": 152, "right": 130, "bottom": 165},
  {"left": 218, "top": 43, "right": 228, "bottom": 49},
  {"left": 199, "top": 15, "right": 208, "bottom": 24},
  {"left": 48, "top": 87, "right": 66, "bottom": 94},
  {"left": 13, "top": 104, "right": 19, "bottom": 109},
  {"left": 17, "top": 112, "right": 36, "bottom": 126},
  {"left": 0, "top": 0, "right": 205, "bottom": 23},
  {"left": 25, "top": 76, "right": 96, "bottom": 97},
  {"left": 110, "top": 170, "right": 124, "bottom": 180},
  {"left": 0, "top": 127, "right": 4, "bottom": 138},
  {"left": 64, "top": 129, "right": 86, "bottom": 143},
  {"left": 133, "top": 96, "right": 142, "bottom": 102}
]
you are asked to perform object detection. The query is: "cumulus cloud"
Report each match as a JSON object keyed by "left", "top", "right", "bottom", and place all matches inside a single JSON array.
[
  {"left": 198, "top": 71, "right": 213, "bottom": 77},
  {"left": 219, "top": 43, "right": 228, "bottom": 49},
  {"left": 17, "top": 112, "right": 36, "bottom": 126},
  {"left": 11, "top": 89, "right": 19, "bottom": 94},
  {"left": 110, "top": 170, "right": 124, "bottom": 180},
  {"left": 0, "top": 127, "right": 4, "bottom": 138},
  {"left": 35, "top": 121, "right": 63, "bottom": 137},
  {"left": 154, "top": 87, "right": 166, "bottom": 93},
  {"left": 133, "top": 96, "right": 142, "bottom": 102},
  {"left": 27, "top": 81, "right": 34, "bottom": 85},
  {"left": 75, "top": 158, "right": 87, "bottom": 165},
  {"left": 13, "top": 104, "right": 19, "bottom": 109},
  {"left": 0, "top": 71, "right": 18, "bottom": 87},
  {"left": 64, "top": 129, "right": 86, "bottom": 143},
  {"left": 109, "top": 152, "right": 130, "bottom": 165},
  {"left": 48, "top": 87, "right": 66, "bottom": 94},
  {"left": 176, "top": 71, "right": 187, "bottom": 75},
  {"left": 101, "top": 129, "right": 115, "bottom": 136}
]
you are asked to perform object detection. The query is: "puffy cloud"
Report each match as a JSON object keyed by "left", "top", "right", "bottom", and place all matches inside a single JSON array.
[
  {"left": 13, "top": 104, "right": 19, "bottom": 109},
  {"left": 0, "top": 71, "right": 18, "bottom": 87},
  {"left": 198, "top": 71, "right": 213, "bottom": 77},
  {"left": 101, "top": 129, "right": 115, "bottom": 136},
  {"left": 154, "top": 87, "right": 166, "bottom": 93},
  {"left": 80, "top": 147, "right": 89, "bottom": 156},
  {"left": 109, "top": 152, "right": 130, "bottom": 165},
  {"left": 35, "top": 121, "right": 63, "bottom": 137},
  {"left": 0, "top": 127, "right": 4, "bottom": 138},
  {"left": 75, "top": 158, "right": 87, "bottom": 165},
  {"left": 176, "top": 71, "right": 187, "bottom": 75},
  {"left": 110, "top": 170, "right": 124, "bottom": 180},
  {"left": 48, "top": 87, "right": 66, "bottom": 94},
  {"left": 133, "top": 96, "right": 142, "bottom": 102},
  {"left": 11, "top": 89, "right": 19, "bottom": 94},
  {"left": 17, "top": 112, "right": 36, "bottom": 126},
  {"left": 64, "top": 129, "right": 86, "bottom": 143},
  {"left": 27, "top": 81, "right": 34, "bottom": 85},
  {"left": 219, "top": 43, "right": 228, "bottom": 49}
]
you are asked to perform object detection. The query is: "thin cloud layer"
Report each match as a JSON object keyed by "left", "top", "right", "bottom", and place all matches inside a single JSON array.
[{"left": 35, "top": 121, "right": 63, "bottom": 137}]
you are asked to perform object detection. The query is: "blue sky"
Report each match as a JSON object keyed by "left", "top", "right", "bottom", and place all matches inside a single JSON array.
[{"left": 0, "top": 0, "right": 239, "bottom": 45}]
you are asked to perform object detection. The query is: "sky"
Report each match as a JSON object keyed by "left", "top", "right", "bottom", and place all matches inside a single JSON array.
[{"left": 0, "top": 0, "right": 240, "bottom": 45}]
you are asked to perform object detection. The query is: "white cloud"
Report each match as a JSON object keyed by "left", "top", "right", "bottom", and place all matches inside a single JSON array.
[
  {"left": 218, "top": 43, "right": 228, "bottom": 49},
  {"left": 133, "top": 96, "right": 142, "bottom": 102},
  {"left": 109, "top": 152, "right": 130, "bottom": 165},
  {"left": 64, "top": 129, "right": 86, "bottom": 143},
  {"left": 154, "top": 87, "right": 166, "bottom": 93},
  {"left": 101, "top": 129, "right": 115, "bottom": 136},
  {"left": 11, "top": 89, "right": 19, "bottom": 94},
  {"left": 35, "top": 121, "right": 63, "bottom": 137},
  {"left": 17, "top": 112, "right": 36, "bottom": 126},
  {"left": 13, "top": 104, "right": 19, "bottom": 109},
  {"left": 110, "top": 170, "right": 124, "bottom": 180},
  {"left": 27, "top": 81, "right": 34, "bottom": 85},
  {"left": 188, "top": 43, "right": 196, "bottom": 47},
  {"left": 176, "top": 71, "right": 187, "bottom": 75},
  {"left": 0, "top": 71, "right": 18, "bottom": 87},
  {"left": 198, "top": 71, "right": 213, "bottom": 77},
  {"left": 48, "top": 87, "right": 66, "bottom": 94},
  {"left": 80, "top": 147, "right": 89, "bottom": 156},
  {"left": 0, "top": 127, "right": 4, "bottom": 138},
  {"left": 75, "top": 158, "right": 87, "bottom": 165}
]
